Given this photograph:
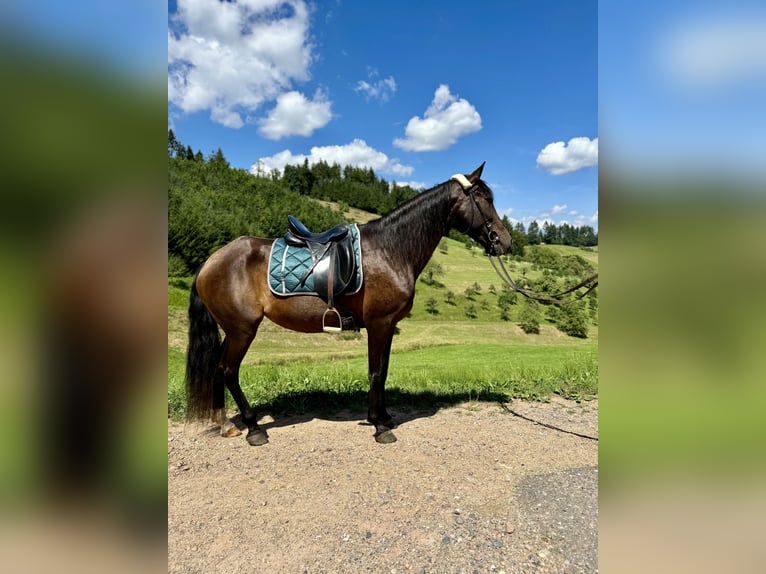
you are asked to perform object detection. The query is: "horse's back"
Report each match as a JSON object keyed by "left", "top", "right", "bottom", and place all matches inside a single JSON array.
[{"left": 200, "top": 236, "right": 269, "bottom": 274}]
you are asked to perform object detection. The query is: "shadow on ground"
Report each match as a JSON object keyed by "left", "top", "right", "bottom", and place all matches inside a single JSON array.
[{"left": 220, "top": 387, "right": 514, "bottom": 433}]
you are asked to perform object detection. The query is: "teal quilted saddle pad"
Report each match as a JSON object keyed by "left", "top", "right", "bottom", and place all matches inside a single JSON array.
[{"left": 268, "top": 223, "right": 363, "bottom": 296}]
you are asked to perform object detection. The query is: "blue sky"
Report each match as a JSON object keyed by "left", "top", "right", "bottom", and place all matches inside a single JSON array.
[
  {"left": 6, "top": 0, "right": 763, "bottom": 228},
  {"left": 600, "top": 0, "right": 766, "bottom": 181},
  {"left": 168, "top": 0, "right": 598, "bottom": 230}
]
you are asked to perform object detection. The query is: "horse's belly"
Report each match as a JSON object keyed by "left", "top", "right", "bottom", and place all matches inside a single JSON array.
[{"left": 265, "top": 295, "right": 332, "bottom": 333}]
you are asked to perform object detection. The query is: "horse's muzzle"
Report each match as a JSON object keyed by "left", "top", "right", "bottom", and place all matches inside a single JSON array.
[{"left": 487, "top": 230, "right": 512, "bottom": 256}]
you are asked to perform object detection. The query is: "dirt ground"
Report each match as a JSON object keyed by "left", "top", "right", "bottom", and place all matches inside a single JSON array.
[{"left": 168, "top": 397, "right": 598, "bottom": 574}]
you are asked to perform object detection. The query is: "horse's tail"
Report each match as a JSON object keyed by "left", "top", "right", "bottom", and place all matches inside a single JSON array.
[{"left": 185, "top": 273, "right": 223, "bottom": 420}]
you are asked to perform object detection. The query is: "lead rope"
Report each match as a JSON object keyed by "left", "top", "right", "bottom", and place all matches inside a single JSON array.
[{"left": 489, "top": 254, "right": 598, "bottom": 305}]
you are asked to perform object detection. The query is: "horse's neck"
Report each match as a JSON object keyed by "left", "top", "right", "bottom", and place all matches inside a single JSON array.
[
  {"left": 407, "top": 217, "right": 447, "bottom": 279},
  {"left": 366, "top": 186, "right": 454, "bottom": 282}
]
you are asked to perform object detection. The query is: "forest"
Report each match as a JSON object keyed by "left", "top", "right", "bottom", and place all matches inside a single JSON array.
[{"left": 168, "top": 130, "right": 597, "bottom": 276}]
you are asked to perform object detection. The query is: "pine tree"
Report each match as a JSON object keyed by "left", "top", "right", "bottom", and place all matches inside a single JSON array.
[
  {"left": 527, "top": 220, "right": 541, "bottom": 245},
  {"left": 542, "top": 221, "right": 558, "bottom": 244}
]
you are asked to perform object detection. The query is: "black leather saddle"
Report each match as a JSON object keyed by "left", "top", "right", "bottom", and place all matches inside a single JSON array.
[
  {"left": 284, "top": 215, "right": 358, "bottom": 332},
  {"left": 286, "top": 215, "right": 349, "bottom": 244}
]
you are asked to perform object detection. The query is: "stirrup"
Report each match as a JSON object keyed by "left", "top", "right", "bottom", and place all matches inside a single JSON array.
[{"left": 322, "top": 307, "right": 343, "bottom": 333}]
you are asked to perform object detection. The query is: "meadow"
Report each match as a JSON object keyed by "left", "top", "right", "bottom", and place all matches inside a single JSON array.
[{"left": 168, "top": 238, "right": 598, "bottom": 419}]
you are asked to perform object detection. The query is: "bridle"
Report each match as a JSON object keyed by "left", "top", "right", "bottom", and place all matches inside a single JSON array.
[
  {"left": 450, "top": 174, "right": 598, "bottom": 306},
  {"left": 451, "top": 174, "right": 503, "bottom": 256}
]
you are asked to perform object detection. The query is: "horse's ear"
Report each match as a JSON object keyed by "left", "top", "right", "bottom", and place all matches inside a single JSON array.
[{"left": 468, "top": 162, "right": 486, "bottom": 183}]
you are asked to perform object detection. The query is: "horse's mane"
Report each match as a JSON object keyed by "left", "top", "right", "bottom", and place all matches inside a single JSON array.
[{"left": 363, "top": 181, "right": 453, "bottom": 271}]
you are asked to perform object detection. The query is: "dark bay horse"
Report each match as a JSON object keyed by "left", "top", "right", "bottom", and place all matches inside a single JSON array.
[{"left": 185, "top": 163, "right": 512, "bottom": 444}]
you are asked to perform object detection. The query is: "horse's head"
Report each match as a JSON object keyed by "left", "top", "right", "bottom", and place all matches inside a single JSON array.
[{"left": 450, "top": 162, "right": 512, "bottom": 256}]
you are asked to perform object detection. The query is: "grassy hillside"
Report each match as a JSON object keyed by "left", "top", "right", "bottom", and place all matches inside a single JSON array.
[
  {"left": 168, "top": 235, "right": 598, "bottom": 418},
  {"left": 316, "top": 200, "right": 381, "bottom": 224},
  {"left": 409, "top": 238, "right": 597, "bottom": 321},
  {"left": 539, "top": 243, "right": 598, "bottom": 265}
]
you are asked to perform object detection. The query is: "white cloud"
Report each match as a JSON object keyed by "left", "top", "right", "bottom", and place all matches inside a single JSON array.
[
  {"left": 551, "top": 204, "right": 568, "bottom": 214},
  {"left": 392, "top": 180, "right": 427, "bottom": 190},
  {"left": 501, "top": 208, "right": 515, "bottom": 219},
  {"left": 658, "top": 14, "right": 766, "bottom": 89},
  {"left": 168, "top": 0, "right": 317, "bottom": 129},
  {"left": 252, "top": 139, "right": 414, "bottom": 177},
  {"left": 393, "top": 85, "right": 482, "bottom": 152},
  {"left": 258, "top": 90, "right": 332, "bottom": 139},
  {"left": 355, "top": 71, "right": 397, "bottom": 102},
  {"left": 536, "top": 137, "right": 598, "bottom": 175}
]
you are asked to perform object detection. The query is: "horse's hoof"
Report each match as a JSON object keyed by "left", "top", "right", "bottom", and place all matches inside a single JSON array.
[
  {"left": 246, "top": 430, "right": 269, "bottom": 446},
  {"left": 374, "top": 429, "right": 397, "bottom": 444},
  {"left": 221, "top": 420, "right": 242, "bottom": 438}
]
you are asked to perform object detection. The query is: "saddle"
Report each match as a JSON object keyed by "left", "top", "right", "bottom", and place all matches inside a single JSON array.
[{"left": 284, "top": 215, "right": 358, "bottom": 332}]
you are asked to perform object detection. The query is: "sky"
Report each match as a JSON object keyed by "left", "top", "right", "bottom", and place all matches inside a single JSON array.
[
  {"left": 4, "top": 0, "right": 763, "bottom": 229},
  {"left": 600, "top": 0, "right": 766, "bottom": 183},
  {"left": 167, "top": 0, "right": 599, "bottom": 230}
]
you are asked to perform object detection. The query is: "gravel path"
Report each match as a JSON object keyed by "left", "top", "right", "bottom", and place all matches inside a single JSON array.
[{"left": 168, "top": 397, "right": 597, "bottom": 573}]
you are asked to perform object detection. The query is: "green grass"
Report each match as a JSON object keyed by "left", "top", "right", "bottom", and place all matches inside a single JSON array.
[
  {"left": 168, "top": 318, "right": 597, "bottom": 420},
  {"left": 412, "top": 240, "right": 596, "bottom": 316},
  {"left": 538, "top": 243, "right": 599, "bottom": 265},
  {"left": 316, "top": 200, "right": 381, "bottom": 224},
  {"left": 168, "top": 339, "right": 597, "bottom": 420},
  {"left": 168, "top": 237, "right": 598, "bottom": 420}
]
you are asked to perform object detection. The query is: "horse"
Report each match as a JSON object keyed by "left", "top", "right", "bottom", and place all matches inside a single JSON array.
[{"left": 185, "top": 162, "right": 512, "bottom": 444}]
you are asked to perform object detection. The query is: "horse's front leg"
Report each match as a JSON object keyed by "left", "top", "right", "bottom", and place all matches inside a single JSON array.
[{"left": 367, "top": 324, "right": 397, "bottom": 443}]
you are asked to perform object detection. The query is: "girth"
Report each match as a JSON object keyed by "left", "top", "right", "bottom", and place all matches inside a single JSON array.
[{"left": 283, "top": 216, "right": 358, "bottom": 332}]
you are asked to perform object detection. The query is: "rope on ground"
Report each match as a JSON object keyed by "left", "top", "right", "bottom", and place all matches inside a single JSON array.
[{"left": 500, "top": 402, "right": 598, "bottom": 441}]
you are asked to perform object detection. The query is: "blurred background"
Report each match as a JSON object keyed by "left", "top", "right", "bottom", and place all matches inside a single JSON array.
[
  {"left": 600, "top": 1, "right": 766, "bottom": 572},
  {"left": 0, "top": 1, "right": 167, "bottom": 573},
  {"left": 0, "top": 1, "right": 764, "bottom": 573}
]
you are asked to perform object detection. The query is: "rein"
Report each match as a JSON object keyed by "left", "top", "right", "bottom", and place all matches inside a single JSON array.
[
  {"left": 489, "top": 255, "right": 598, "bottom": 306},
  {"left": 451, "top": 174, "right": 598, "bottom": 306}
]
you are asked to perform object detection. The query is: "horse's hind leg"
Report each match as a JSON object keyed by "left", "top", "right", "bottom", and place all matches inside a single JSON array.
[
  {"left": 210, "top": 367, "right": 241, "bottom": 437},
  {"left": 211, "top": 410, "right": 241, "bottom": 438},
  {"left": 221, "top": 329, "right": 269, "bottom": 446}
]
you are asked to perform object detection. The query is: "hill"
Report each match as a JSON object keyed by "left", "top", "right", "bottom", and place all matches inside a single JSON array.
[
  {"left": 316, "top": 200, "right": 381, "bottom": 224},
  {"left": 408, "top": 238, "right": 598, "bottom": 323}
]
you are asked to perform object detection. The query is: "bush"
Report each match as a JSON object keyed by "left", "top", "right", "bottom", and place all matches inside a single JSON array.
[
  {"left": 464, "top": 283, "right": 481, "bottom": 300},
  {"left": 421, "top": 261, "right": 445, "bottom": 287},
  {"left": 555, "top": 301, "right": 589, "bottom": 338},
  {"left": 498, "top": 285, "right": 517, "bottom": 307},
  {"left": 425, "top": 298, "right": 439, "bottom": 315},
  {"left": 168, "top": 253, "right": 189, "bottom": 277},
  {"left": 519, "top": 299, "right": 540, "bottom": 334}
]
